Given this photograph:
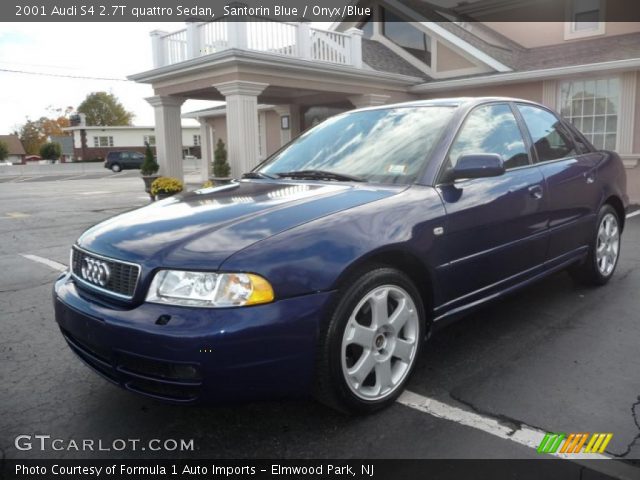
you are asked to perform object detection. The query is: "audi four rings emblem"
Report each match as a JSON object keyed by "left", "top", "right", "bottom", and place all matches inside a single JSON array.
[{"left": 81, "top": 257, "right": 110, "bottom": 287}]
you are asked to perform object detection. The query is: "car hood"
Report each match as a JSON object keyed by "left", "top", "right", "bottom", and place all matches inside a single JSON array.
[{"left": 77, "top": 180, "right": 405, "bottom": 270}]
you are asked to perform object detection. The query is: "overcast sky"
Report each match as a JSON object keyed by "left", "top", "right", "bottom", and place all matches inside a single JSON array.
[{"left": 0, "top": 22, "right": 222, "bottom": 133}]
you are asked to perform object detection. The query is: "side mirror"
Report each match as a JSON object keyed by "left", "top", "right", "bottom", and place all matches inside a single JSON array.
[{"left": 449, "top": 153, "right": 505, "bottom": 181}]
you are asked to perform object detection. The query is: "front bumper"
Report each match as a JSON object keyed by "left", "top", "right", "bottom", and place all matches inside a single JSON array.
[{"left": 54, "top": 273, "right": 335, "bottom": 404}]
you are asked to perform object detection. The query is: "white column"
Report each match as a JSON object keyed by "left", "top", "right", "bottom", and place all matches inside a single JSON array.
[
  {"left": 227, "top": 22, "right": 248, "bottom": 49},
  {"left": 186, "top": 22, "right": 201, "bottom": 59},
  {"left": 198, "top": 118, "right": 212, "bottom": 181},
  {"left": 346, "top": 28, "right": 363, "bottom": 68},
  {"left": 150, "top": 30, "right": 168, "bottom": 68},
  {"left": 146, "top": 96, "right": 186, "bottom": 181},
  {"left": 214, "top": 81, "right": 268, "bottom": 177},
  {"left": 297, "top": 22, "right": 312, "bottom": 60},
  {"left": 347, "top": 94, "right": 390, "bottom": 109}
]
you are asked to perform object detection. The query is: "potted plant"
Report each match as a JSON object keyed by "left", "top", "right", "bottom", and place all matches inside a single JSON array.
[
  {"left": 210, "top": 139, "right": 233, "bottom": 185},
  {"left": 150, "top": 176, "right": 183, "bottom": 201},
  {"left": 140, "top": 142, "right": 160, "bottom": 200}
]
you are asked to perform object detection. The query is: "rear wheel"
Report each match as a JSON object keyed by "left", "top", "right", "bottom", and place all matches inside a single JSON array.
[
  {"left": 111, "top": 163, "right": 122, "bottom": 173},
  {"left": 569, "top": 204, "right": 621, "bottom": 286},
  {"left": 315, "top": 267, "right": 425, "bottom": 414}
]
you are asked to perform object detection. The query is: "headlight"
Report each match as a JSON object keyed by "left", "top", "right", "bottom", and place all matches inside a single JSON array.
[{"left": 146, "top": 270, "right": 274, "bottom": 307}]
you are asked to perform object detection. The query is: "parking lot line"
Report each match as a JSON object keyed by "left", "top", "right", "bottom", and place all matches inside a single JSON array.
[
  {"left": 398, "top": 391, "right": 640, "bottom": 479},
  {"left": 20, "top": 254, "right": 67, "bottom": 272},
  {"left": 626, "top": 210, "right": 640, "bottom": 219}
]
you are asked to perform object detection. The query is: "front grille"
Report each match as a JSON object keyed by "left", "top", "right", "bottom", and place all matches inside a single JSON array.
[{"left": 71, "top": 246, "right": 140, "bottom": 299}]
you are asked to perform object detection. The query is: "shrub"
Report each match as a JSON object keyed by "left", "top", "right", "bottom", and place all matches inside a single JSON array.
[
  {"left": 140, "top": 142, "right": 159, "bottom": 175},
  {"left": 202, "top": 180, "right": 213, "bottom": 188},
  {"left": 40, "top": 142, "right": 62, "bottom": 160},
  {"left": 213, "top": 139, "right": 231, "bottom": 177},
  {"left": 150, "top": 176, "right": 183, "bottom": 196}
]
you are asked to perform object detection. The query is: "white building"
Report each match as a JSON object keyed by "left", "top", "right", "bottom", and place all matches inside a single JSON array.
[{"left": 63, "top": 125, "right": 202, "bottom": 161}]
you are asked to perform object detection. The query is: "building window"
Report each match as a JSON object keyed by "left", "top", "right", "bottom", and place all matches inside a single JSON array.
[
  {"left": 565, "top": 0, "right": 604, "bottom": 39},
  {"left": 143, "top": 135, "right": 156, "bottom": 146},
  {"left": 93, "top": 136, "right": 113, "bottom": 147},
  {"left": 193, "top": 134, "right": 201, "bottom": 146},
  {"left": 559, "top": 77, "right": 619, "bottom": 150},
  {"left": 381, "top": 7, "right": 431, "bottom": 66},
  {"left": 357, "top": 14, "right": 374, "bottom": 39}
]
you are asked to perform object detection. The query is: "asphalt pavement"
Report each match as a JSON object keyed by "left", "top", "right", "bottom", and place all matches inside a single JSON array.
[{"left": 1, "top": 173, "right": 639, "bottom": 475}]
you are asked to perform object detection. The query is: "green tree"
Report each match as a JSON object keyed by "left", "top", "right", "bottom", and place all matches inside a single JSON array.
[
  {"left": 17, "top": 119, "right": 44, "bottom": 155},
  {"left": 213, "top": 139, "right": 230, "bottom": 177},
  {"left": 40, "top": 142, "right": 62, "bottom": 160},
  {"left": 140, "top": 142, "right": 159, "bottom": 175},
  {"left": 77, "top": 92, "right": 134, "bottom": 126},
  {"left": 0, "top": 141, "right": 8, "bottom": 161},
  {"left": 15, "top": 115, "right": 71, "bottom": 155}
]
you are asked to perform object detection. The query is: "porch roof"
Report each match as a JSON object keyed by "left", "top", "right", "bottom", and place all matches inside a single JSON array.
[{"left": 128, "top": 48, "right": 422, "bottom": 106}]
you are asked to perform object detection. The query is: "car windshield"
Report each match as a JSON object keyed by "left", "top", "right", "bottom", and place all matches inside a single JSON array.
[{"left": 258, "top": 106, "right": 455, "bottom": 184}]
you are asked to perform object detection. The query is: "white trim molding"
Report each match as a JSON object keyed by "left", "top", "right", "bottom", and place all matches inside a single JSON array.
[
  {"left": 383, "top": 0, "right": 512, "bottom": 73},
  {"left": 618, "top": 71, "right": 637, "bottom": 155},
  {"left": 564, "top": 0, "right": 606, "bottom": 40},
  {"left": 564, "top": 21, "right": 606, "bottom": 40},
  {"left": 371, "top": 32, "right": 433, "bottom": 76},
  {"left": 541, "top": 80, "right": 557, "bottom": 108},
  {"left": 410, "top": 58, "right": 640, "bottom": 93}
]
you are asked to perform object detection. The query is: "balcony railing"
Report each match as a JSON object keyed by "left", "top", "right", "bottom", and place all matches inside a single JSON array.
[{"left": 150, "top": 21, "right": 363, "bottom": 69}]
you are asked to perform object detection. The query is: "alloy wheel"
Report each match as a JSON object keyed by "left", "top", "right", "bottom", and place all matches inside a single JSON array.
[
  {"left": 596, "top": 212, "right": 620, "bottom": 277},
  {"left": 341, "top": 285, "right": 419, "bottom": 401}
]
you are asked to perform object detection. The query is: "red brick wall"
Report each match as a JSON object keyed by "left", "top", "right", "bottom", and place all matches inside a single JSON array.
[
  {"left": 73, "top": 146, "right": 154, "bottom": 161},
  {"left": 73, "top": 146, "right": 200, "bottom": 161}
]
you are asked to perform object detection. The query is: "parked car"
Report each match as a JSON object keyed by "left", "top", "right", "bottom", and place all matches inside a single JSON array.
[
  {"left": 54, "top": 98, "right": 628, "bottom": 413},
  {"left": 104, "top": 150, "right": 145, "bottom": 172}
]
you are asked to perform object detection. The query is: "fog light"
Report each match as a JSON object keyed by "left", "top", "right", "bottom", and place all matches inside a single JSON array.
[{"left": 171, "top": 364, "right": 201, "bottom": 380}]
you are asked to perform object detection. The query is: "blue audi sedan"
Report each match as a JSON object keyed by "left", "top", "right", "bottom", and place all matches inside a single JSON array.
[{"left": 54, "top": 98, "right": 628, "bottom": 413}]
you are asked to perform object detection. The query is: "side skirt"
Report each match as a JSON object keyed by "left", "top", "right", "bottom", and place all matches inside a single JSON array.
[{"left": 430, "top": 247, "right": 588, "bottom": 332}]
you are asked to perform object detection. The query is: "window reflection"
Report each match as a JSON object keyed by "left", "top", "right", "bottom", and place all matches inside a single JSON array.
[
  {"left": 517, "top": 105, "right": 576, "bottom": 162},
  {"left": 448, "top": 104, "right": 529, "bottom": 171},
  {"left": 260, "top": 107, "right": 454, "bottom": 185},
  {"left": 382, "top": 8, "right": 431, "bottom": 66}
]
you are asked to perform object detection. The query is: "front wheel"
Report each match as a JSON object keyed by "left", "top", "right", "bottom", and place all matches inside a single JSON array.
[
  {"left": 111, "top": 163, "right": 122, "bottom": 173},
  {"left": 569, "top": 204, "right": 621, "bottom": 286},
  {"left": 315, "top": 267, "right": 425, "bottom": 414}
]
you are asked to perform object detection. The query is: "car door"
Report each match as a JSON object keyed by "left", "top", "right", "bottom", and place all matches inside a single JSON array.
[
  {"left": 515, "top": 104, "right": 600, "bottom": 261},
  {"left": 132, "top": 153, "right": 144, "bottom": 169},
  {"left": 119, "top": 152, "right": 131, "bottom": 168},
  {"left": 434, "top": 103, "right": 548, "bottom": 313}
]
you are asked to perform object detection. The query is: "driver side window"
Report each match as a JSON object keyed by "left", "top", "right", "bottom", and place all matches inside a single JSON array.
[{"left": 448, "top": 103, "right": 530, "bottom": 172}]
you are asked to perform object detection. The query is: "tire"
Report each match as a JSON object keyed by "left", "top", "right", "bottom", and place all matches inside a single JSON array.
[
  {"left": 315, "top": 267, "right": 425, "bottom": 414},
  {"left": 569, "top": 204, "right": 621, "bottom": 286},
  {"left": 111, "top": 163, "right": 122, "bottom": 173}
]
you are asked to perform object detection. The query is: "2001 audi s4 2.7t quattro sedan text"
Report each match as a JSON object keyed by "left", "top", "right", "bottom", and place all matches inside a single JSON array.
[{"left": 54, "top": 98, "right": 628, "bottom": 413}]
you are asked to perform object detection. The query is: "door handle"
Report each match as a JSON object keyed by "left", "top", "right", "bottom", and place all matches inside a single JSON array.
[
  {"left": 528, "top": 184, "right": 543, "bottom": 200},
  {"left": 584, "top": 171, "right": 596, "bottom": 184}
]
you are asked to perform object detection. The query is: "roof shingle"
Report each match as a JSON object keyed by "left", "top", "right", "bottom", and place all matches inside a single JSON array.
[{"left": 0, "top": 135, "right": 26, "bottom": 155}]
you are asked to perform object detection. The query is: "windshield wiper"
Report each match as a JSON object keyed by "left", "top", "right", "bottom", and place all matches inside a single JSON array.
[
  {"left": 276, "top": 170, "right": 367, "bottom": 182},
  {"left": 242, "top": 171, "right": 278, "bottom": 179}
]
